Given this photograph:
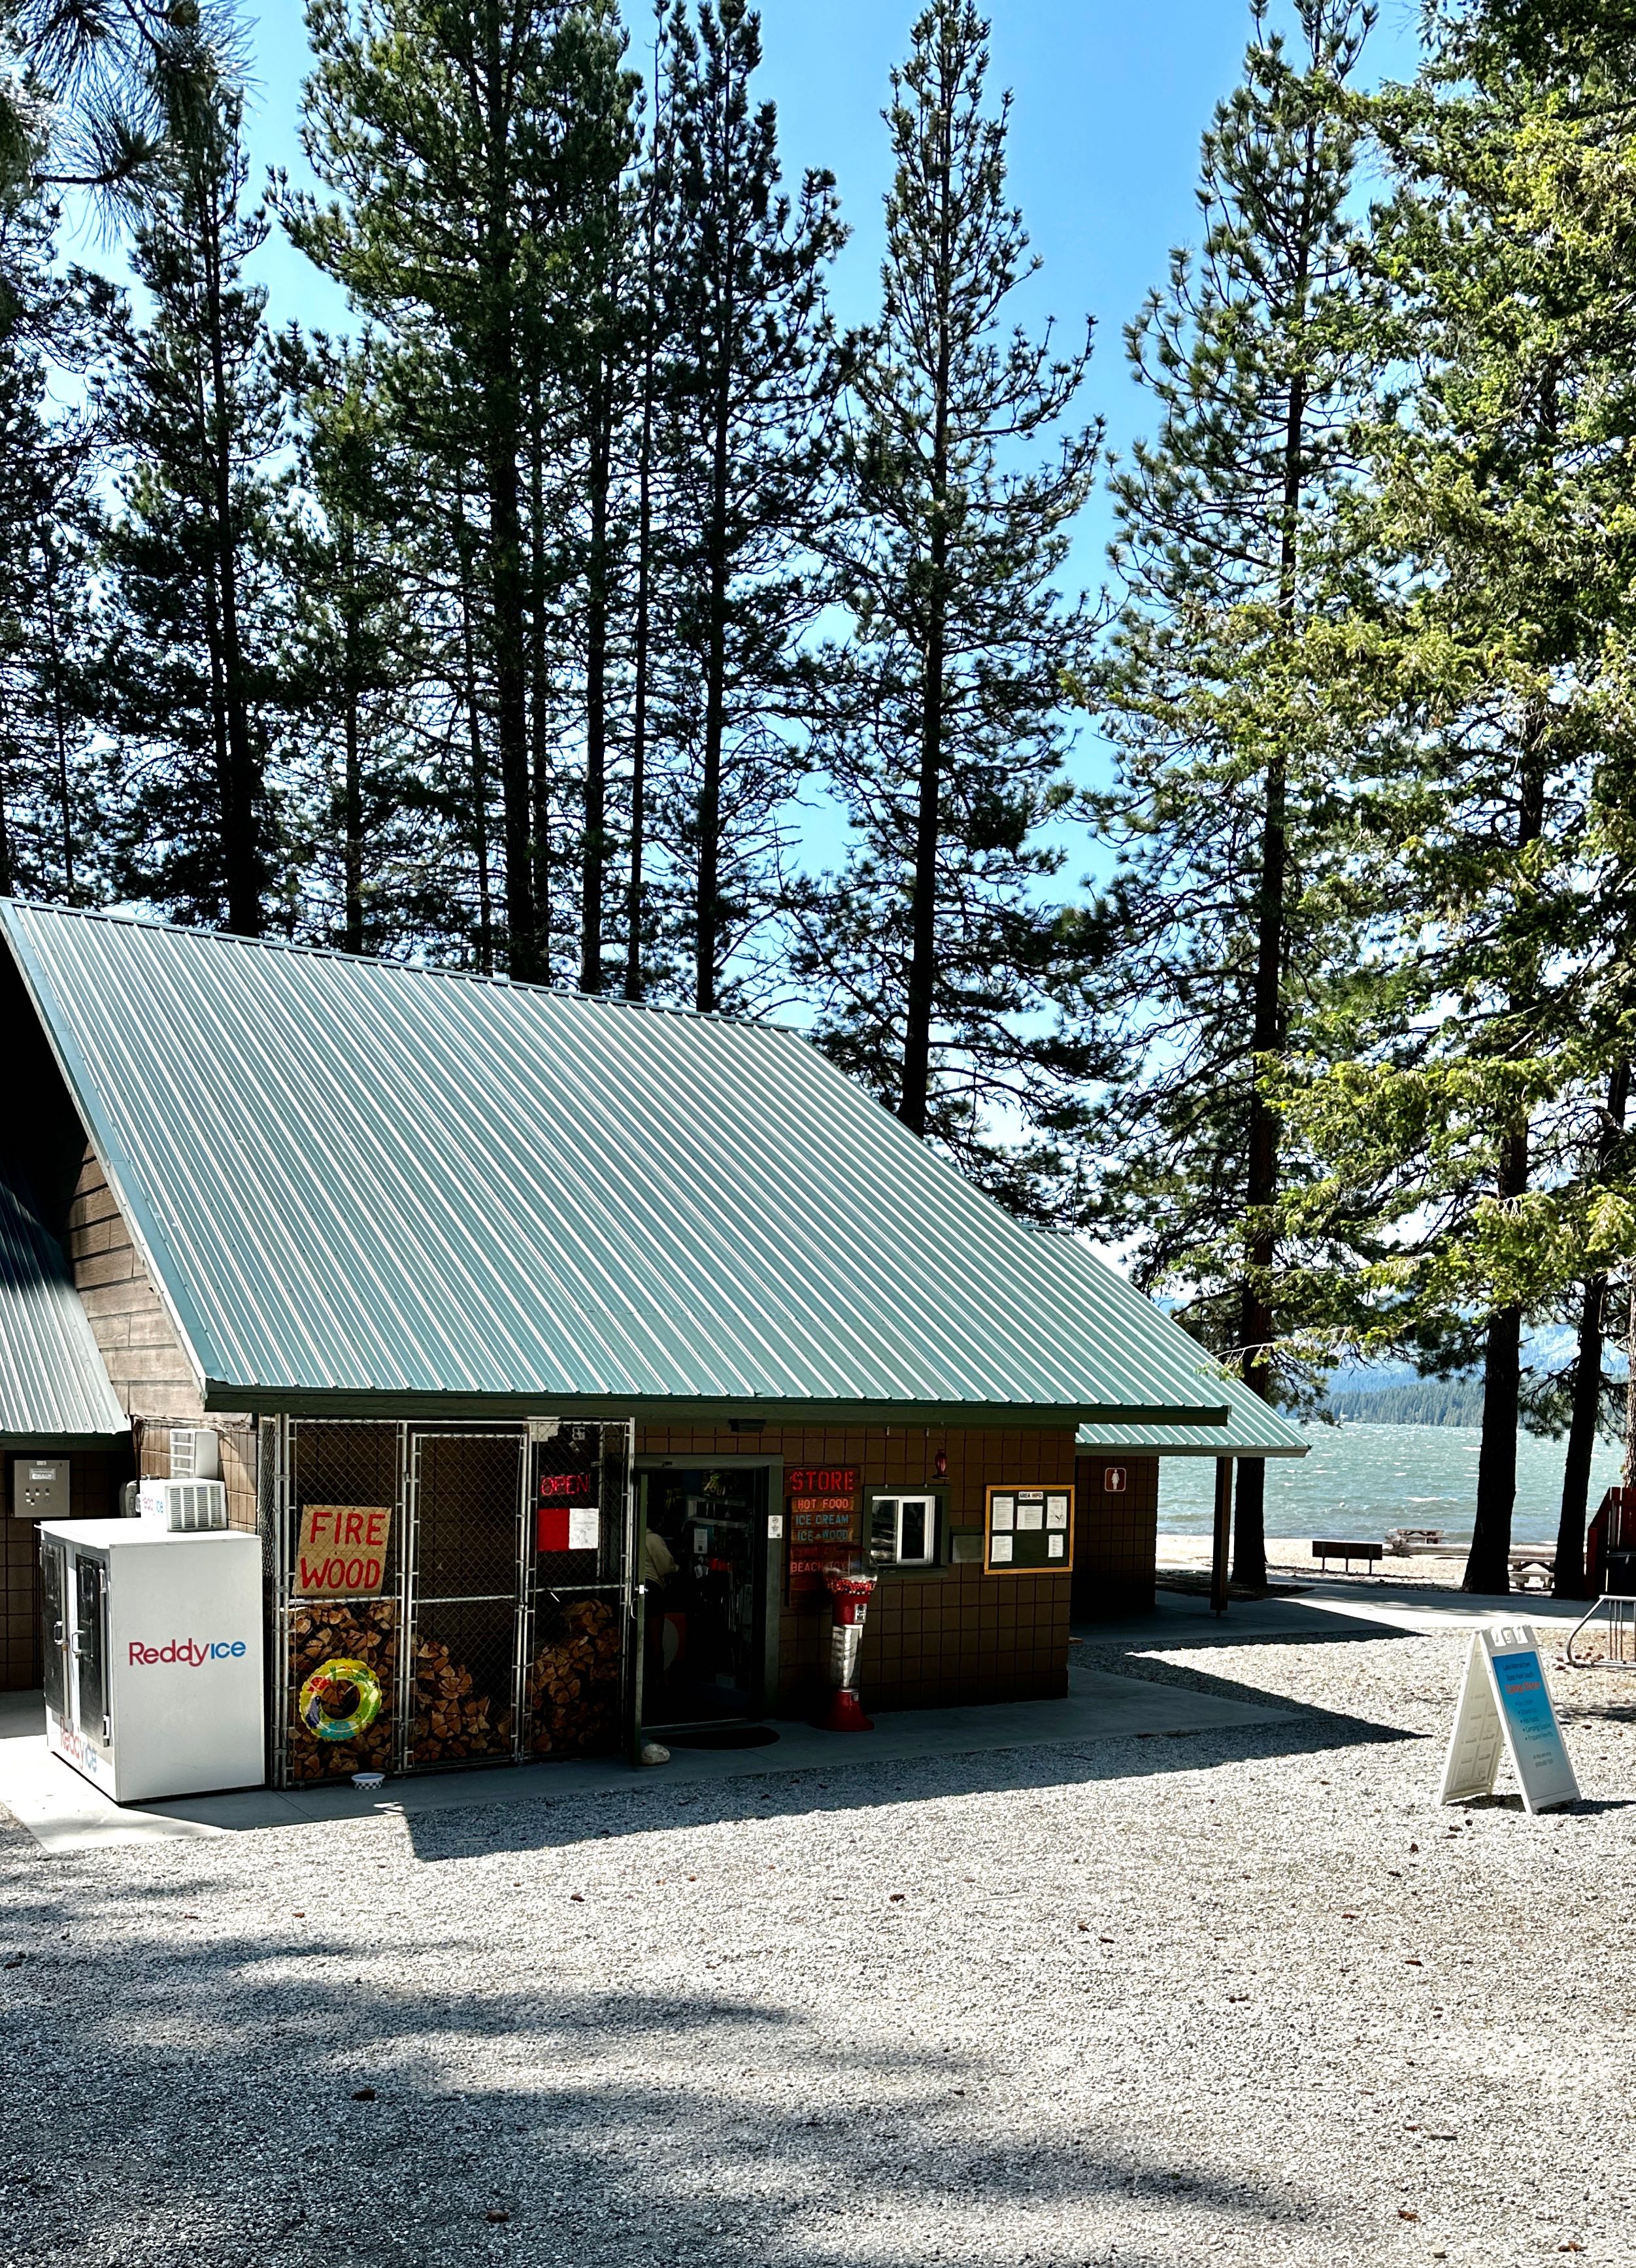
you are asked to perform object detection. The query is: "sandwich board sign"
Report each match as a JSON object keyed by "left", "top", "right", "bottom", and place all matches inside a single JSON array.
[{"left": 1439, "top": 1620, "right": 1579, "bottom": 1814}]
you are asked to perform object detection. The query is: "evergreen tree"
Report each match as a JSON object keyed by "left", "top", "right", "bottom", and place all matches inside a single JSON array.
[
  {"left": 794, "top": 0, "right": 1100, "bottom": 1211},
  {"left": 293, "top": 0, "right": 599, "bottom": 980},
  {"left": 1078, "top": 0, "right": 1378, "bottom": 1582},
  {"left": 1279, "top": 0, "right": 1636, "bottom": 1592},
  {"left": 0, "top": 176, "right": 110, "bottom": 900},
  {"left": 655, "top": 0, "right": 843, "bottom": 1013},
  {"left": 99, "top": 59, "right": 286, "bottom": 932},
  {"left": 281, "top": 333, "right": 440, "bottom": 954}
]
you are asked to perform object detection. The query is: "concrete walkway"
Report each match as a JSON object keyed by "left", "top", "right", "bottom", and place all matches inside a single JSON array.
[
  {"left": 1123, "top": 1576, "right": 1595, "bottom": 1647},
  {"left": 0, "top": 1657, "right": 1295, "bottom": 1854}
]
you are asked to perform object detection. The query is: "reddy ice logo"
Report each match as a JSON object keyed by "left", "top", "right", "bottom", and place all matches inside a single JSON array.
[{"left": 127, "top": 1638, "right": 248, "bottom": 1666}]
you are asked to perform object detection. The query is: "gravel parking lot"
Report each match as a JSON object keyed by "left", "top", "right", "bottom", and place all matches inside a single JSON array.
[{"left": 3, "top": 1619, "right": 1631, "bottom": 2268}]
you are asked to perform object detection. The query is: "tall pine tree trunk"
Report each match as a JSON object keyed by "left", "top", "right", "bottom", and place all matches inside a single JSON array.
[
  {"left": 528, "top": 383, "right": 552, "bottom": 981},
  {"left": 898, "top": 91, "right": 954, "bottom": 1140},
  {"left": 581, "top": 387, "right": 612, "bottom": 994},
  {"left": 626, "top": 374, "right": 653, "bottom": 1000},
  {"left": 1233, "top": 171, "right": 1311, "bottom": 1584},
  {"left": 341, "top": 530, "right": 364, "bottom": 954},
  {"left": 695, "top": 352, "right": 731, "bottom": 1014},
  {"left": 1554, "top": 1060, "right": 1629, "bottom": 1596},
  {"left": 204, "top": 224, "right": 260, "bottom": 937},
  {"left": 481, "top": 11, "right": 537, "bottom": 981},
  {"left": 39, "top": 533, "right": 76, "bottom": 898},
  {"left": 458, "top": 503, "right": 495, "bottom": 975},
  {"left": 1463, "top": 736, "right": 1547, "bottom": 1595}
]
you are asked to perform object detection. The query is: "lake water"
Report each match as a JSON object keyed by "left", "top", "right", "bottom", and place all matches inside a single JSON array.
[{"left": 1155, "top": 1421, "right": 1629, "bottom": 1542}]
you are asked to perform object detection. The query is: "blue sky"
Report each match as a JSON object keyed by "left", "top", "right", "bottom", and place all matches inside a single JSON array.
[{"left": 219, "top": 0, "right": 1424, "bottom": 580}]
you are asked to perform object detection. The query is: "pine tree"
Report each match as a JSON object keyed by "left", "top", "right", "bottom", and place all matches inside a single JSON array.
[
  {"left": 1080, "top": 0, "right": 1378, "bottom": 1582},
  {"left": 1279, "top": 0, "right": 1636, "bottom": 1593},
  {"left": 98, "top": 60, "right": 286, "bottom": 932},
  {"left": 794, "top": 0, "right": 1099, "bottom": 1210},
  {"left": 655, "top": 0, "right": 843, "bottom": 1013},
  {"left": 281, "top": 333, "right": 439, "bottom": 953},
  {"left": 292, "top": 0, "right": 594, "bottom": 979},
  {"left": 0, "top": 177, "right": 110, "bottom": 901}
]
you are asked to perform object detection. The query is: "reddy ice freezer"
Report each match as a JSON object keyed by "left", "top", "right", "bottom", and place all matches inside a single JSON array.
[{"left": 38, "top": 1519, "right": 264, "bottom": 1803}]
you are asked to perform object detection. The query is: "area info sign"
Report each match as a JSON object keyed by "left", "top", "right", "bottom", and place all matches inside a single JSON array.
[{"left": 1439, "top": 1620, "right": 1580, "bottom": 1814}]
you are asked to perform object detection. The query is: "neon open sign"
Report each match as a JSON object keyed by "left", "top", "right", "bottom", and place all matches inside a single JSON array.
[{"left": 538, "top": 1471, "right": 593, "bottom": 1502}]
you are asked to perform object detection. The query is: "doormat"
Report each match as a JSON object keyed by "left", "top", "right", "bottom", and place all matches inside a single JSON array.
[{"left": 659, "top": 1725, "right": 780, "bottom": 1750}]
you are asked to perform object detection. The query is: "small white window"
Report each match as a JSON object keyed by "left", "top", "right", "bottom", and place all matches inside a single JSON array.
[{"left": 869, "top": 1494, "right": 938, "bottom": 1568}]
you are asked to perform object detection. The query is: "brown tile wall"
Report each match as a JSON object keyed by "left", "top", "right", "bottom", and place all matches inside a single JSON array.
[
  {"left": 1, "top": 1449, "right": 133, "bottom": 1690},
  {"left": 636, "top": 1421, "right": 1077, "bottom": 1714},
  {"left": 1071, "top": 1453, "right": 1160, "bottom": 1618}
]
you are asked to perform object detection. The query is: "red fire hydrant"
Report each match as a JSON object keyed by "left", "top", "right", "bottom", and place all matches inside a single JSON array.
[{"left": 820, "top": 1570, "right": 876, "bottom": 1731}]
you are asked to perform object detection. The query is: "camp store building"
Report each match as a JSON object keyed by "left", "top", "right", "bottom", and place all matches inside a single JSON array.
[{"left": 0, "top": 904, "right": 1297, "bottom": 1794}]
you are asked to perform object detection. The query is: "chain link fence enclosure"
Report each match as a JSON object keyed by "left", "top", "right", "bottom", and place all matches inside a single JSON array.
[{"left": 264, "top": 1416, "right": 635, "bottom": 1787}]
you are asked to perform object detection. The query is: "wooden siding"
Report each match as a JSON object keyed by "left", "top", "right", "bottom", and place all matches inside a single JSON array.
[
  {"left": 637, "top": 1421, "right": 1077, "bottom": 1714},
  {"left": 67, "top": 1148, "right": 203, "bottom": 1419}
]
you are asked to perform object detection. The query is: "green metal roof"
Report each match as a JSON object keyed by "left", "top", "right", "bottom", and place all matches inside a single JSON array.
[
  {"left": 0, "top": 1157, "right": 128, "bottom": 1445},
  {"left": 1075, "top": 1349, "right": 1309, "bottom": 1458},
  {"left": 0, "top": 902, "right": 1233, "bottom": 1427}
]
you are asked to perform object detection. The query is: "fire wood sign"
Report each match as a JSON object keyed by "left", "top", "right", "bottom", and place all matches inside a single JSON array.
[{"left": 295, "top": 1504, "right": 393, "bottom": 1598}]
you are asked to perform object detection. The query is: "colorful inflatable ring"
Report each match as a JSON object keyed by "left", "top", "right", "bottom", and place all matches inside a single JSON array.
[{"left": 298, "top": 1656, "right": 382, "bottom": 1742}]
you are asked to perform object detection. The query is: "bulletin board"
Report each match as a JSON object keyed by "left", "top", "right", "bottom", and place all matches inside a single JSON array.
[{"left": 984, "top": 1484, "right": 1073, "bottom": 1575}]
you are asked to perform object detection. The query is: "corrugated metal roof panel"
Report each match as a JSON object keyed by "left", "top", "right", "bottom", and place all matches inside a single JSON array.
[
  {"left": 1077, "top": 1373, "right": 1309, "bottom": 1457},
  {"left": 0, "top": 1159, "right": 128, "bottom": 1443},
  {"left": 1, "top": 903, "right": 1234, "bottom": 1423}
]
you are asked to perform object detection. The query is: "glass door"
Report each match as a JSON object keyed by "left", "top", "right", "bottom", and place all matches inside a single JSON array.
[
  {"left": 640, "top": 1466, "right": 768, "bottom": 1726},
  {"left": 39, "top": 1536, "right": 67, "bottom": 1718},
  {"left": 72, "top": 1552, "right": 109, "bottom": 1748}
]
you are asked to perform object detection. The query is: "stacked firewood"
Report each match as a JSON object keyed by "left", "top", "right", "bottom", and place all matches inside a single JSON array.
[
  {"left": 410, "top": 1635, "right": 514, "bottom": 1764},
  {"left": 286, "top": 1600, "right": 396, "bottom": 1784},
  {"left": 527, "top": 1599, "right": 621, "bottom": 1757}
]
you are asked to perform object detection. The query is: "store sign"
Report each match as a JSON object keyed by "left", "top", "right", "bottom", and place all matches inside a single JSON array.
[
  {"left": 985, "top": 1485, "right": 1074, "bottom": 1575},
  {"left": 787, "top": 1466, "right": 861, "bottom": 1597},
  {"left": 1440, "top": 1621, "right": 1580, "bottom": 1814},
  {"left": 296, "top": 1504, "right": 393, "bottom": 1599}
]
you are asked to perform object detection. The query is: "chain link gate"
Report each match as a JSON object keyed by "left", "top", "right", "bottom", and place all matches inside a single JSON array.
[{"left": 268, "top": 1415, "right": 636, "bottom": 1789}]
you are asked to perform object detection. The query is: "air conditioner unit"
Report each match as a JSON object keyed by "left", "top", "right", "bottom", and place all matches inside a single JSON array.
[
  {"left": 137, "top": 1479, "right": 229, "bottom": 1533},
  {"left": 169, "top": 1428, "right": 220, "bottom": 1481}
]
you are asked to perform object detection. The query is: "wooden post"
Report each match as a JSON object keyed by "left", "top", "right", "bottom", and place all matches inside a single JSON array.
[{"left": 1210, "top": 1455, "right": 1235, "bottom": 1617}]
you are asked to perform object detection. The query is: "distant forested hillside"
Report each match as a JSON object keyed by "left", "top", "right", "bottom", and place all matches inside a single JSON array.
[{"left": 1327, "top": 1379, "right": 1488, "bottom": 1429}]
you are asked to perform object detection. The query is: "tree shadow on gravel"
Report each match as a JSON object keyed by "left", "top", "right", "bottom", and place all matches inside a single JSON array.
[{"left": 0, "top": 1877, "right": 1353, "bottom": 2268}]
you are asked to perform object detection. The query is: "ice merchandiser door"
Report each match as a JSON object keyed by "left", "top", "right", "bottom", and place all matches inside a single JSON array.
[
  {"left": 39, "top": 1531, "right": 68, "bottom": 1719},
  {"left": 73, "top": 1550, "right": 110, "bottom": 1746}
]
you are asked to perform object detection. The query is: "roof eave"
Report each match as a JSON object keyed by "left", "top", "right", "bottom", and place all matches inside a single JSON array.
[{"left": 205, "top": 1381, "right": 1233, "bottom": 1430}]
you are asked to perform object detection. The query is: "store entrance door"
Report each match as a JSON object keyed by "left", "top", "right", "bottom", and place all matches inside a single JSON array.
[{"left": 639, "top": 1465, "right": 770, "bottom": 1727}]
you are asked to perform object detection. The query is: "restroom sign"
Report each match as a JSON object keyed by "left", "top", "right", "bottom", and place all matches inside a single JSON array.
[
  {"left": 1105, "top": 1466, "right": 1127, "bottom": 1494},
  {"left": 1440, "top": 1620, "right": 1579, "bottom": 1814}
]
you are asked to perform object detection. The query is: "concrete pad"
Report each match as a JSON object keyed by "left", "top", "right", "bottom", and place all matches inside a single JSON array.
[
  {"left": 1080, "top": 1580, "right": 1595, "bottom": 1652},
  {"left": 0, "top": 1665, "right": 1293, "bottom": 1854}
]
